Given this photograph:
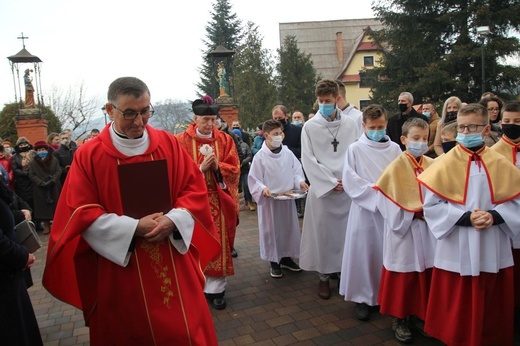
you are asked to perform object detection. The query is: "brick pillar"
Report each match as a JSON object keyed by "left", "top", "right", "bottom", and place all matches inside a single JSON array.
[
  {"left": 15, "top": 109, "right": 49, "bottom": 145},
  {"left": 215, "top": 96, "right": 239, "bottom": 127}
]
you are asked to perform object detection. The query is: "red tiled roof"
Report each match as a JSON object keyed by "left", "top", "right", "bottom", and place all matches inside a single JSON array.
[
  {"left": 357, "top": 42, "right": 378, "bottom": 51},
  {"left": 341, "top": 74, "right": 361, "bottom": 83}
]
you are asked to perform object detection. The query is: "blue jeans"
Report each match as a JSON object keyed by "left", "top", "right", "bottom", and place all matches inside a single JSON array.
[{"left": 240, "top": 172, "right": 252, "bottom": 203}]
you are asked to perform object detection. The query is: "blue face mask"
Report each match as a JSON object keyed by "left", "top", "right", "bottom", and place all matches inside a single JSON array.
[
  {"left": 37, "top": 152, "right": 48, "bottom": 159},
  {"left": 292, "top": 120, "right": 303, "bottom": 127},
  {"left": 422, "top": 112, "right": 431, "bottom": 119},
  {"left": 456, "top": 132, "right": 483, "bottom": 148},
  {"left": 407, "top": 141, "right": 428, "bottom": 157},
  {"left": 319, "top": 103, "right": 336, "bottom": 118},
  {"left": 366, "top": 129, "right": 386, "bottom": 142}
]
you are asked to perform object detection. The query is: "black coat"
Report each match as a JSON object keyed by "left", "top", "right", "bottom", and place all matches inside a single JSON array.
[
  {"left": 0, "top": 187, "right": 43, "bottom": 345},
  {"left": 386, "top": 108, "right": 429, "bottom": 151},
  {"left": 28, "top": 154, "right": 61, "bottom": 220},
  {"left": 282, "top": 123, "right": 302, "bottom": 159},
  {"left": 53, "top": 144, "right": 77, "bottom": 185},
  {"left": 11, "top": 153, "right": 34, "bottom": 203}
]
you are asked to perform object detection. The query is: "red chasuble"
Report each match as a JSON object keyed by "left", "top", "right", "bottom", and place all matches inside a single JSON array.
[
  {"left": 177, "top": 123, "right": 240, "bottom": 277},
  {"left": 43, "top": 124, "right": 220, "bottom": 346}
]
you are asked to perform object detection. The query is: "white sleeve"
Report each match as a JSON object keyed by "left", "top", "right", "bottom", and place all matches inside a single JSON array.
[
  {"left": 422, "top": 187, "right": 465, "bottom": 240},
  {"left": 82, "top": 214, "right": 137, "bottom": 267},
  {"left": 376, "top": 192, "right": 413, "bottom": 238},
  {"left": 342, "top": 148, "right": 377, "bottom": 212},
  {"left": 164, "top": 208, "right": 194, "bottom": 255}
]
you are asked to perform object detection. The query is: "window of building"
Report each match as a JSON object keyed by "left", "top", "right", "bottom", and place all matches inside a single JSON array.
[
  {"left": 359, "top": 72, "right": 375, "bottom": 88},
  {"left": 363, "top": 56, "right": 374, "bottom": 67},
  {"left": 359, "top": 100, "right": 371, "bottom": 111}
]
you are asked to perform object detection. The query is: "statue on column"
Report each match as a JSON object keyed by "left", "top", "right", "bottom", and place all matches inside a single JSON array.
[
  {"left": 217, "top": 62, "right": 229, "bottom": 97},
  {"left": 24, "top": 69, "right": 36, "bottom": 108}
]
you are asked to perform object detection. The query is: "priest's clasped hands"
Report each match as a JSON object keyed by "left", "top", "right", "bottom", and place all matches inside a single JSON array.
[
  {"left": 200, "top": 153, "right": 219, "bottom": 172},
  {"left": 135, "top": 212, "right": 176, "bottom": 242},
  {"left": 470, "top": 209, "right": 494, "bottom": 231}
]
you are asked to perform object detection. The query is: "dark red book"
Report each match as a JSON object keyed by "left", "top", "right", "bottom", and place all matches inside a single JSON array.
[{"left": 118, "top": 159, "right": 172, "bottom": 219}]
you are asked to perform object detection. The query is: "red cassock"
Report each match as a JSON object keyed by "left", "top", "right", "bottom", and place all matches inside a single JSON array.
[
  {"left": 43, "top": 124, "right": 220, "bottom": 346},
  {"left": 176, "top": 123, "right": 240, "bottom": 277}
]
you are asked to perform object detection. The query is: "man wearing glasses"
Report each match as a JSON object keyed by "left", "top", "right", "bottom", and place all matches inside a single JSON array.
[{"left": 43, "top": 77, "right": 220, "bottom": 345}]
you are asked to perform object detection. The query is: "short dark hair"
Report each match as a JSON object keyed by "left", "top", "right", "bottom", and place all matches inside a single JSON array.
[
  {"left": 91, "top": 129, "right": 100, "bottom": 134},
  {"left": 315, "top": 79, "right": 339, "bottom": 98},
  {"left": 107, "top": 77, "right": 150, "bottom": 103},
  {"left": 402, "top": 117, "right": 429, "bottom": 137},
  {"left": 262, "top": 119, "right": 283, "bottom": 134},
  {"left": 362, "top": 104, "right": 387, "bottom": 123}
]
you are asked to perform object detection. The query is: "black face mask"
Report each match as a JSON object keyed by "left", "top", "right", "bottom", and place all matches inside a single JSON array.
[
  {"left": 278, "top": 119, "right": 287, "bottom": 127},
  {"left": 398, "top": 103, "right": 408, "bottom": 113},
  {"left": 502, "top": 123, "right": 520, "bottom": 140},
  {"left": 441, "top": 140, "right": 457, "bottom": 153},
  {"left": 445, "top": 111, "right": 458, "bottom": 123},
  {"left": 232, "top": 126, "right": 240, "bottom": 130}
]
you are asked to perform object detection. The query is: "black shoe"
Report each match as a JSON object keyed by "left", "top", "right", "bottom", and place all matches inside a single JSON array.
[
  {"left": 231, "top": 248, "right": 238, "bottom": 258},
  {"left": 355, "top": 303, "right": 370, "bottom": 321},
  {"left": 393, "top": 318, "right": 413, "bottom": 343},
  {"left": 279, "top": 257, "right": 302, "bottom": 272},
  {"left": 270, "top": 262, "right": 282, "bottom": 278},
  {"left": 213, "top": 297, "right": 227, "bottom": 310},
  {"left": 205, "top": 293, "right": 227, "bottom": 310}
]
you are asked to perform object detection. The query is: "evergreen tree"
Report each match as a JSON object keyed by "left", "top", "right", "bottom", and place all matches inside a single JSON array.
[
  {"left": 233, "top": 22, "right": 278, "bottom": 129},
  {"left": 0, "top": 103, "right": 61, "bottom": 143},
  {"left": 197, "top": 0, "right": 242, "bottom": 98},
  {"left": 368, "top": 0, "right": 520, "bottom": 110},
  {"left": 276, "top": 36, "right": 319, "bottom": 115}
]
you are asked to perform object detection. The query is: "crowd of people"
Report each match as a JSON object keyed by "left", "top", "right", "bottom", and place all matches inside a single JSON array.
[{"left": 1, "top": 75, "right": 519, "bottom": 346}]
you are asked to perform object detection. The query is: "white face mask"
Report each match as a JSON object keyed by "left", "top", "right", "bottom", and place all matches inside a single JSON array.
[{"left": 269, "top": 135, "right": 283, "bottom": 148}]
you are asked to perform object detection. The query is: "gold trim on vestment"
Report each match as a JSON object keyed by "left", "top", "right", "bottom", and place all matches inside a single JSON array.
[
  {"left": 374, "top": 152, "right": 434, "bottom": 212},
  {"left": 418, "top": 144, "right": 520, "bottom": 205},
  {"left": 167, "top": 241, "right": 193, "bottom": 346},
  {"left": 134, "top": 247, "right": 157, "bottom": 346}
]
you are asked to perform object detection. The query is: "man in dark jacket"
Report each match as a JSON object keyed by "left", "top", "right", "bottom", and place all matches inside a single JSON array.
[
  {"left": 272, "top": 105, "right": 302, "bottom": 159},
  {"left": 387, "top": 92, "right": 428, "bottom": 151},
  {"left": 53, "top": 131, "right": 77, "bottom": 185}
]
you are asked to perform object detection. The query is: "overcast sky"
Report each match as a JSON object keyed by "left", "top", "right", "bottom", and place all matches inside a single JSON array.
[{"left": 0, "top": 0, "right": 374, "bottom": 116}]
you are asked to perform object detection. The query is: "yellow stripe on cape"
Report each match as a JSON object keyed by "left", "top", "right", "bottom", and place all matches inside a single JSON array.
[
  {"left": 374, "top": 152, "right": 434, "bottom": 212},
  {"left": 418, "top": 144, "right": 520, "bottom": 205}
]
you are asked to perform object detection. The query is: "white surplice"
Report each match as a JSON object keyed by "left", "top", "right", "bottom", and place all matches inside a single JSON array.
[
  {"left": 422, "top": 163, "right": 520, "bottom": 276},
  {"left": 339, "top": 134, "right": 402, "bottom": 305},
  {"left": 248, "top": 142, "right": 306, "bottom": 263},
  {"left": 341, "top": 104, "right": 363, "bottom": 133},
  {"left": 299, "top": 110, "right": 361, "bottom": 274}
]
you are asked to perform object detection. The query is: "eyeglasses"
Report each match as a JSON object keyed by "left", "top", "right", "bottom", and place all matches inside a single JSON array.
[
  {"left": 457, "top": 124, "right": 487, "bottom": 132},
  {"left": 111, "top": 104, "right": 155, "bottom": 120},
  {"left": 487, "top": 108, "right": 500, "bottom": 112}
]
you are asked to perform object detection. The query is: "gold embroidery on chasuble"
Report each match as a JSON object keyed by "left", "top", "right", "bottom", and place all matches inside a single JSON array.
[{"left": 140, "top": 242, "right": 174, "bottom": 308}]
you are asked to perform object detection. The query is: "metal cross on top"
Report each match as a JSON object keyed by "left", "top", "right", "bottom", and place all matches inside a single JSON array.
[{"left": 17, "top": 32, "right": 29, "bottom": 49}]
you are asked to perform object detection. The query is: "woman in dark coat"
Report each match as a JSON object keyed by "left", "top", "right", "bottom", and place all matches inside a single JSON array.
[
  {"left": 0, "top": 179, "right": 43, "bottom": 345},
  {"left": 12, "top": 138, "right": 35, "bottom": 210},
  {"left": 28, "top": 141, "right": 61, "bottom": 234}
]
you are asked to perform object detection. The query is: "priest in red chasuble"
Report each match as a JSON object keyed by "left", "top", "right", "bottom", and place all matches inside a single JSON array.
[
  {"left": 177, "top": 96, "right": 240, "bottom": 310},
  {"left": 43, "top": 77, "right": 220, "bottom": 346}
]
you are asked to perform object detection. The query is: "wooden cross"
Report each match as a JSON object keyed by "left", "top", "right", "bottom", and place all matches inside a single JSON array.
[
  {"left": 17, "top": 32, "right": 29, "bottom": 49},
  {"left": 331, "top": 138, "right": 339, "bottom": 152}
]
